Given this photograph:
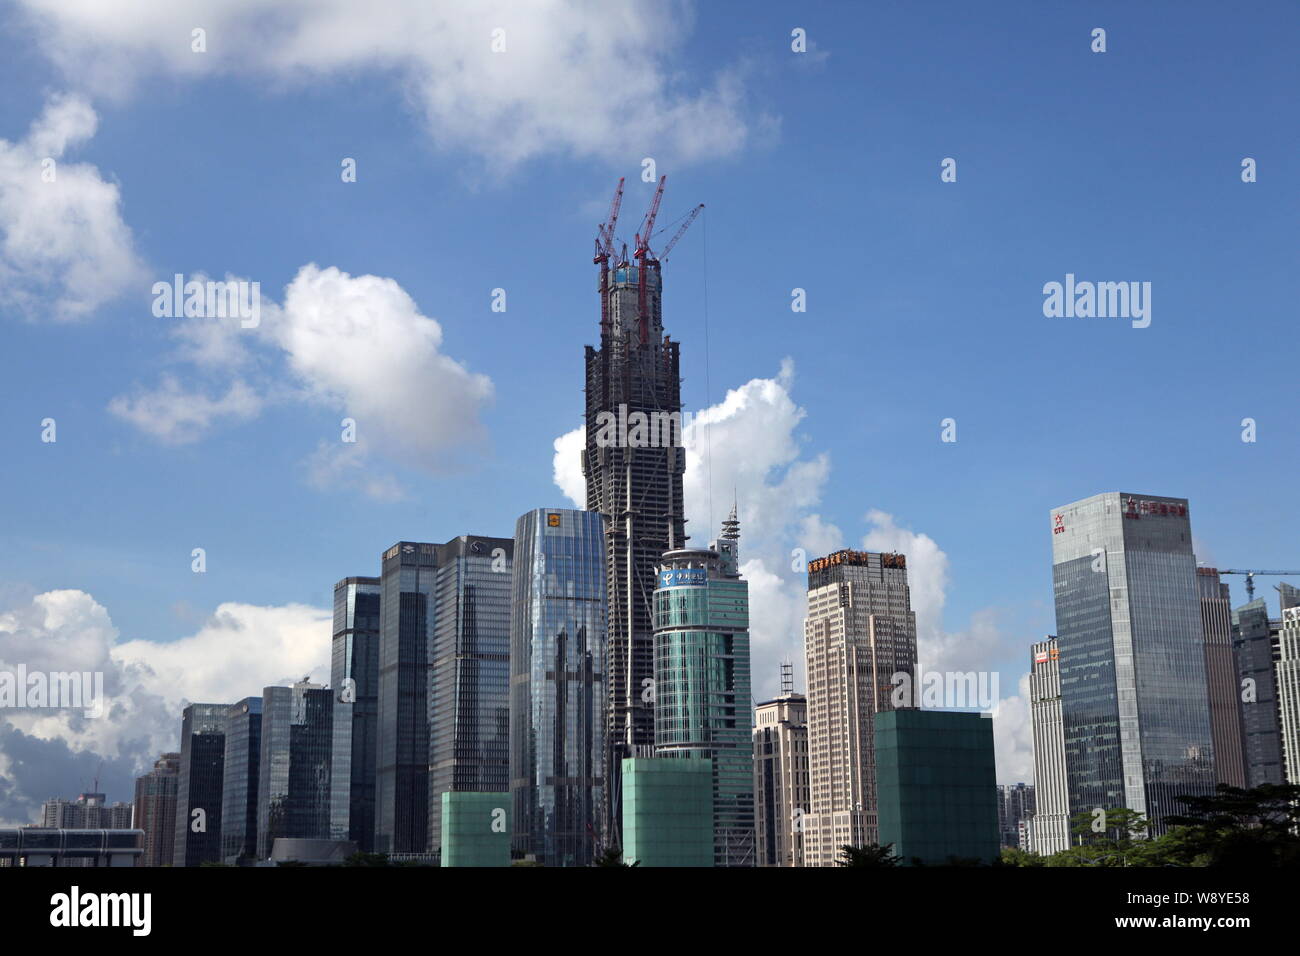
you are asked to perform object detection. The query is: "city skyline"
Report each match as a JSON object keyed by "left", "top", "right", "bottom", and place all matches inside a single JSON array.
[{"left": 2, "top": 2, "right": 1297, "bottom": 832}]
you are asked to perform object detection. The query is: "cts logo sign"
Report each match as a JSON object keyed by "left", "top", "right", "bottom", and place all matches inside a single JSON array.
[{"left": 1053, "top": 514, "right": 1065, "bottom": 535}]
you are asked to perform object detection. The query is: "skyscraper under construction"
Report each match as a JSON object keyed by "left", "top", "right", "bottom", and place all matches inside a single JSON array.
[{"left": 582, "top": 177, "right": 695, "bottom": 842}]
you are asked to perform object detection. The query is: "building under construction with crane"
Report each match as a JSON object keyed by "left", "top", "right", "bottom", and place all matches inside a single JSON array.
[{"left": 582, "top": 177, "right": 701, "bottom": 843}]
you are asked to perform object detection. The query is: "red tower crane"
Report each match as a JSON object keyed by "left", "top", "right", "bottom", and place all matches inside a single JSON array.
[
  {"left": 633, "top": 176, "right": 666, "bottom": 345},
  {"left": 593, "top": 177, "right": 625, "bottom": 337},
  {"left": 656, "top": 203, "right": 704, "bottom": 263}
]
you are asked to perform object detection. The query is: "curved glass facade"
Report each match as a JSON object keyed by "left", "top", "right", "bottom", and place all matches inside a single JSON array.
[
  {"left": 509, "top": 509, "right": 607, "bottom": 866},
  {"left": 653, "top": 544, "right": 754, "bottom": 866}
]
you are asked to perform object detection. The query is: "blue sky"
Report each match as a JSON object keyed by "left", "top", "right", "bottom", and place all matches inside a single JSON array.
[{"left": 0, "top": 0, "right": 1296, "bottom": 813}]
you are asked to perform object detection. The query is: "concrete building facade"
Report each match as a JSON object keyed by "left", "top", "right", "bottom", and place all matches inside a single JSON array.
[{"left": 802, "top": 549, "right": 917, "bottom": 866}]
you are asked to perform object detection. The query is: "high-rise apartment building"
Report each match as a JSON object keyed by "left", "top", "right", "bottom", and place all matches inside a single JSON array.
[
  {"left": 40, "top": 793, "right": 132, "bottom": 831},
  {"left": 1235, "top": 597, "right": 1287, "bottom": 786},
  {"left": 333, "top": 576, "right": 380, "bottom": 852},
  {"left": 753, "top": 680, "right": 808, "bottom": 867},
  {"left": 1050, "top": 493, "right": 1215, "bottom": 835},
  {"left": 173, "top": 703, "right": 229, "bottom": 866},
  {"left": 583, "top": 182, "right": 688, "bottom": 839},
  {"left": 133, "top": 753, "right": 179, "bottom": 867},
  {"left": 257, "top": 681, "right": 343, "bottom": 859},
  {"left": 375, "top": 536, "right": 513, "bottom": 856},
  {"left": 1197, "top": 568, "right": 1246, "bottom": 787},
  {"left": 652, "top": 515, "right": 754, "bottom": 866},
  {"left": 997, "top": 783, "right": 1036, "bottom": 849},
  {"left": 1277, "top": 605, "right": 1300, "bottom": 785},
  {"left": 220, "top": 696, "right": 262, "bottom": 863},
  {"left": 509, "top": 508, "right": 607, "bottom": 866},
  {"left": 802, "top": 549, "right": 917, "bottom": 866},
  {"left": 1028, "top": 637, "right": 1070, "bottom": 855}
]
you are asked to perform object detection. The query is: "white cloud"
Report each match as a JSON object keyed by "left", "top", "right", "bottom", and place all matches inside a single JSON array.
[
  {"left": 110, "top": 264, "right": 495, "bottom": 486},
  {"left": 107, "top": 374, "right": 263, "bottom": 444},
  {"left": 14, "top": 0, "right": 764, "bottom": 170},
  {"left": 992, "top": 675, "right": 1034, "bottom": 785},
  {"left": 0, "top": 588, "right": 330, "bottom": 823},
  {"left": 304, "top": 438, "right": 407, "bottom": 503},
  {"left": 0, "top": 94, "right": 143, "bottom": 318},
  {"left": 553, "top": 426, "right": 586, "bottom": 508},
  {"left": 274, "top": 264, "right": 493, "bottom": 471}
]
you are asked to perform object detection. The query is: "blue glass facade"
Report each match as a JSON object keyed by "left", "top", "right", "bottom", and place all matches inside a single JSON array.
[
  {"left": 1234, "top": 599, "right": 1285, "bottom": 786},
  {"left": 256, "top": 682, "right": 337, "bottom": 859},
  {"left": 173, "top": 703, "right": 229, "bottom": 867},
  {"left": 427, "top": 537, "right": 513, "bottom": 857},
  {"left": 1051, "top": 493, "right": 1215, "bottom": 835},
  {"left": 509, "top": 508, "right": 607, "bottom": 866},
  {"left": 333, "top": 576, "right": 380, "bottom": 851},
  {"left": 220, "top": 697, "right": 262, "bottom": 863},
  {"left": 377, "top": 543, "right": 436, "bottom": 854},
  {"left": 376, "top": 536, "right": 513, "bottom": 856}
]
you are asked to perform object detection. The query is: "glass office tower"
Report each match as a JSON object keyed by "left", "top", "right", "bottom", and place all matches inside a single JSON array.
[
  {"left": 652, "top": 514, "right": 754, "bottom": 866},
  {"left": 509, "top": 508, "right": 607, "bottom": 866},
  {"left": 376, "top": 536, "right": 513, "bottom": 856},
  {"left": 427, "top": 536, "right": 513, "bottom": 857},
  {"left": 332, "top": 576, "right": 380, "bottom": 851},
  {"left": 256, "top": 681, "right": 338, "bottom": 859},
  {"left": 1050, "top": 493, "right": 1215, "bottom": 834},
  {"left": 220, "top": 696, "right": 263, "bottom": 863},
  {"left": 173, "top": 703, "right": 229, "bottom": 867},
  {"left": 1234, "top": 598, "right": 1286, "bottom": 786}
]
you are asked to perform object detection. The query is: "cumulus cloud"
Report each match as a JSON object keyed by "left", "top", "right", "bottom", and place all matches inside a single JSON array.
[
  {"left": 14, "top": 0, "right": 765, "bottom": 170},
  {"left": 0, "top": 94, "right": 144, "bottom": 318},
  {"left": 274, "top": 264, "right": 493, "bottom": 469},
  {"left": 992, "top": 675, "right": 1034, "bottom": 785},
  {"left": 0, "top": 588, "right": 330, "bottom": 825},
  {"left": 109, "top": 264, "right": 494, "bottom": 488},
  {"left": 107, "top": 375, "right": 263, "bottom": 444}
]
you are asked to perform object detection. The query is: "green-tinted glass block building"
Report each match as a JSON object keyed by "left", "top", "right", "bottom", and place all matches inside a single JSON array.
[
  {"left": 440, "top": 791, "right": 510, "bottom": 867},
  {"left": 652, "top": 510, "right": 755, "bottom": 866},
  {"left": 874, "top": 710, "right": 999, "bottom": 865},
  {"left": 621, "top": 757, "right": 713, "bottom": 867}
]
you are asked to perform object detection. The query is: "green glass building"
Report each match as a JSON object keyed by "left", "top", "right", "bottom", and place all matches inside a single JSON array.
[
  {"left": 440, "top": 791, "right": 510, "bottom": 867},
  {"left": 651, "top": 509, "right": 754, "bottom": 866},
  {"left": 621, "top": 757, "right": 713, "bottom": 867},
  {"left": 874, "top": 710, "right": 999, "bottom": 865}
]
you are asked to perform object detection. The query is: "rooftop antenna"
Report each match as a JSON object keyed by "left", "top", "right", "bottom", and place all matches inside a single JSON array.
[{"left": 780, "top": 661, "right": 794, "bottom": 696}]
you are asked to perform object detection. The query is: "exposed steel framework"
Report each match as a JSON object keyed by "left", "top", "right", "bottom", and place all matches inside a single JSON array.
[{"left": 582, "top": 177, "right": 699, "bottom": 846}]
